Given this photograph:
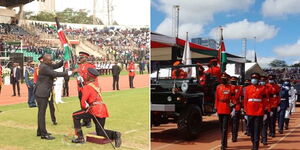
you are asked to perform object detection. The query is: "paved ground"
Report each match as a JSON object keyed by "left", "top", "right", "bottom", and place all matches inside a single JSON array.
[
  {"left": 151, "top": 104, "right": 300, "bottom": 150},
  {"left": 0, "top": 74, "right": 149, "bottom": 106}
]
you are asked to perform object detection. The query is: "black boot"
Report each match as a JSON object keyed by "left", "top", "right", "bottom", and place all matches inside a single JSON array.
[
  {"left": 114, "top": 132, "right": 122, "bottom": 148},
  {"left": 285, "top": 118, "right": 289, "bottom": 130},
  {"left": 72, "top": 129, "right": 85, "bottom": 144}
]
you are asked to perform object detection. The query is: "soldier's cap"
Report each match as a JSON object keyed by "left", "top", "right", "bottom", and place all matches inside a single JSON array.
[
  {"left": 221, "top": 72, "right": 229, "bottom": 79},
  {"left": 260, "top": 76, "right": 268, "bottom": 80},
  {"left": 87, "top": 67, "right": 100, "bottom": 78},
  {"left": 230, "top": 76, "right": 238, "bottom": 81},
  {"left": 38, "top": 56, "right": 43, "bottom": 61},
  {"left": 196, "top": 63, "right": 204, "bottom": 70},
  {"left": 251, "top": 73, "right": 260, "bottom": 79},
  {"left": 209, "top": 59, "right": 218, "bottom": 64},
  {"left": 173, "top": 61, "right": 181, "bottom": 66},
  {"left": 79, "top": 52, "right": 90, "bottom": 57}
]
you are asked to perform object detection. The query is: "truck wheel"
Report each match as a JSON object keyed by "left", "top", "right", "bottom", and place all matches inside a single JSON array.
[{"left": 177, "top": 105, "right": 203, "bottom": 140}]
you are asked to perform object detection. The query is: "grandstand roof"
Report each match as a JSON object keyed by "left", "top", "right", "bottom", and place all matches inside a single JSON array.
[{"left": 0, "top": 0, "right": 33, "bottom": 7}]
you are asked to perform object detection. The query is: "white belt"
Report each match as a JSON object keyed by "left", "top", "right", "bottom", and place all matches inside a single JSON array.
[
  {"left": 248, "top": 98, "right": 262, "bottom": 102},
  {"left": 281, "top": 98, "right": 287, "bottom": 101}
]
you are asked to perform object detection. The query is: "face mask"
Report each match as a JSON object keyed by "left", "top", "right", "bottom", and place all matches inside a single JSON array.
[
  {"left": 251, "top": 79, "right": 258, "bottom": 85},
  {"left": 269, "top": 80, "right": 274, "bottom": 84},
  {"left": 260, "top": 81, "right": 266, "bottom": 85}
]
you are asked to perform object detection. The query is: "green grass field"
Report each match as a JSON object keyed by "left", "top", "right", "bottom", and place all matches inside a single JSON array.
[{"left": 0, "top": 88, "right": 149, "bottom": 150}]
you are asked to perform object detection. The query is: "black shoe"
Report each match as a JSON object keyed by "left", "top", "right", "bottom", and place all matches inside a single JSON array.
[
  {"left": 263, "top": 141, "right": 268, "bottom": 145},
  {"left": 37, "top": 132, "right": 52, "bottom": 136},
  {"left": 232, "top": 139, "right": 237, "bottom": 142},
  {"left": 29, "top": 105, "right": 37, "bottom": 108},
  {"left": 12, "top": 94, "right": 16, "bottom": 96},
  {"left": 221, "top": 146, "right": 226, "bottom": 150},
  {"left": 115, "top": 132, "right": 122, "bottom": 148},
  {"left": 279, "top": 130, "right": 283, "bottom": 134},
  {"left": 71, "top": 138, "right": 85, "bottom": 143},
  {"left": 41, "top": 135, "right": 55, "bottom": 140},
  {"left": 53, "top": 122, "right": 58, "bottom": 125}
]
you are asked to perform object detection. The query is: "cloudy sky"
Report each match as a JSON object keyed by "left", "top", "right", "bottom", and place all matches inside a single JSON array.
[
  {"left": 151, "top": 0, "right": 300, "bottom": 68},
  {"left": 24, "top": 0, "right": 149, "bottom": 26}
]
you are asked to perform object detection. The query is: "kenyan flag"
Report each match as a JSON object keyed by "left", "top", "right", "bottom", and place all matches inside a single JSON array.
[{"left": 219, "top": 28, "right": 227, "bottom": 72}]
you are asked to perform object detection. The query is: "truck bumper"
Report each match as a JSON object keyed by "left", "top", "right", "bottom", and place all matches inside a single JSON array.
[{"left": 151, "top": 104, "right": 175, "bottom": 112}]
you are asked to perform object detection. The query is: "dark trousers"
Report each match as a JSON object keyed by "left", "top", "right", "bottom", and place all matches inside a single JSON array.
[
  {"left": 36, "top": 96, "right": 49, "bottom": 136},
  {"left": 232, "top": 111, "right": 240, "bottom": 140},
  {"left": 63, "top": 80, "right": 69, "bottom": 96},
  {"left": 278, "top": 101, "right": 287, "bottom": 131},
  {"left": 12, "top": 80, "right": 20, "bottom": 95},
  {"left": 218, "top": 114, "right": 229, "bottom": 147},
  {"left": 269, "top": 108, "right": 277, "bottom": 136},
  {"left": 261, "top": 112, "right": 270, "bottom": 142},
  {"left": 113, "top": 75, "right": 119, "bottom": 90},
  {"left": 248, "top": 116, "right": 263, "bottom": 150},
  {"left": 129, "top": 76, "right": 134, "bottom": 88},
  {"left": 139, "top": 69, "right": 144, "bottom": 74},
  {"left": 78, "top": 91, "right": 91, "bottom": 125},
  {"left": 72, "top": 110, "right": 116, "bottom": 139},
  {"left": 27, "top": 86, "right": 36, "bottom": 107},
  {"left": 48, "top": 97, "right": 56, "bottom": 123}
]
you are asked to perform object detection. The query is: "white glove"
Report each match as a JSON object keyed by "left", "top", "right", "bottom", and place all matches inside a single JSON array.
[
  {"left": 230, "top": 109, "right": 236, "bottom": 118},
  {"left": 277, "top": 106, "right": 280, "bottom": 112},
  {"left": 77, "top": 76, "right": 84, "bottom": 82},
  {"left": 67, "top": 71, "right": 73, "bottom": 76},
  {"left": 263, "top": 114, "right": 267, "bottom": 121},
  {"left": 244, "top": 115, "right": 248, "bottom": 121},
  {"left": 270, "top": 111, "right": 273, "bottom": 116}
]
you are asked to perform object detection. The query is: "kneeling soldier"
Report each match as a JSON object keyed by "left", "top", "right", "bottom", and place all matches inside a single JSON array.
[{"left": 72, "top": 68, "right": 122, "bottom": 148}]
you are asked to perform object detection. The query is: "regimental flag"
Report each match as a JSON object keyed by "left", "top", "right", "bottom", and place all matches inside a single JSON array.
[
  {"left": 219, "top": 27, "right": 227, "bottom": 72},
  {"left": 55, "top": 17, "right": 73, "bottom": 69}
]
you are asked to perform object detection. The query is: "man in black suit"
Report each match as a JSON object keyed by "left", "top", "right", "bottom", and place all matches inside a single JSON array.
[
  {"left": 112, "top": 61, "right": 121, "bottom": 90},
  {"left": 11, "top": 62, "right": 21, "bottom": 96},
  {"left": 34, "top": 54, "right": 76, "bottom": 140}
]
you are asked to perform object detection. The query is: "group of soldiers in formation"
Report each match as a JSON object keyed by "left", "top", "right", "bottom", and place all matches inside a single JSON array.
[
  {"left": 172, "top": 59, "right": 297, "bottom": 150},
  {"left": 33, "top": 52, "right": 122, "bottom": 147}
]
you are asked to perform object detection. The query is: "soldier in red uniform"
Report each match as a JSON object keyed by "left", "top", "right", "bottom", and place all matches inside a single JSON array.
[
  {"left": 243, "top": 79, "right": 251, "bottom": 136},
  {"left": 215, "top": 73, "right": 234, "bottom": 150},
  {"left": 205, "top": 59, "right": 221, "bottom": 82},
  {"left": 71, "top": 68, "right": 122, "bottom": 147},
  {"left": 266, "top": 75, "right": 280, "bottom": 137},
  {"left": 244, "top": 73, "right": 268, "bottom": 150},
  {"left": 196, "top": 63, "right": 206, "bottom": 86},
  {"left": 127, "top": 61, "right": 135, "bottom": 88},
  {"left": 77, "top": 52, "right": 96, "bottom": 128},
  {"left": 230, "top": 76, "right": 243, "bottom": 142},
  {"left": 171, "top": 61, "right": 187, "bottom": 79},
  {"left": 259, "top": 76, "right": 270, "bottom": 145}
]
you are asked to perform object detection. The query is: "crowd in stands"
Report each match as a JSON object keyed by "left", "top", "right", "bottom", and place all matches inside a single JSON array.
[{"left": 263, "top": 67, "right": 300, "bottom": 81}]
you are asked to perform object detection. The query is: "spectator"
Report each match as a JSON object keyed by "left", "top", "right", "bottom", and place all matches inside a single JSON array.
[
  {"left": 11, "top": 62, "right": 21, "bottom": 96},
  {"left": 25, "top": 60, "right": 36, "bottom": 107}
]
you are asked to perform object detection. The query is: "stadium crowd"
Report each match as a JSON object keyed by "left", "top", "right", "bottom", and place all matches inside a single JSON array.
[{"left": 263, "top": 67, "right": 300, "bottom": 81}]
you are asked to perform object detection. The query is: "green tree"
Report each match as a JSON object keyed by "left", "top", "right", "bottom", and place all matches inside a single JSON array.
[
  {"left": 269, "top": 59, "right": 287, "bottom": 67},
  {"left": 291, "top": 62, "right": 300, "bottom": 67}
]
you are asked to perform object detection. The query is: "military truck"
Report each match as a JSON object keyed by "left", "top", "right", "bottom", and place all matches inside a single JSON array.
[{"left": 151, "top": 64, "right": 218, "bottom": 140}]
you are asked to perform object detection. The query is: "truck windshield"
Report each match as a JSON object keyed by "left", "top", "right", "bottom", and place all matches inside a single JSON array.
[{"left": 157, "top": 66, "right": 197, "bottom": 79}]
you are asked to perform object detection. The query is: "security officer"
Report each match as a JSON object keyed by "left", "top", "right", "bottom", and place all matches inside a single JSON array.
[
  {"left": 25, "top": 60, "right": 37, "bottom": 107},
  {"left": 196, "top": 63, "right": 206, "bottom": 86},
  {"left": 127, "top": 61, "right": 136, "bottom": 88},
  {"left": 285, "top": 80, "right": 297, "bottom": 129},
  {"left": 266, "top": 75, "right": 280, "bottom": 137},
  {"left": 278, "top": 79, "right": 290, "bottom": 134},
  {"left": 77, "top": 52, "right": 96, "bottom": 128},
  {"left": 71, "top": 68, "right": 122, "bottom": 148},
  {"left": 205, "top": 59, "right": 221, "bottom": 82},
  {"left": 215, "top": 73, "right": 233, "bottom": 150},
  {"left": 171, "top": 61, "right": 187, "bottom": 79},
  {"left": 244, "top": 73, "right": 267, "bottom": 150},
  {"left": 259, "top": 76, "right": 270, "bottom": 145},
  {"left": 230, "top": 76, "right": 242, "bottom": 142},
  {"left": 34, "top": 54, "right": 74, "bottom": 140}
]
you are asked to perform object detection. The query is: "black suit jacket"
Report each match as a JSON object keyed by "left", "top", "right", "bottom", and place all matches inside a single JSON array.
[
  {"left": 10, "top": 67, "right": 21, "bottom": 83},
  {"left": 112, "top": 64, "right": 121, "bottom": 76},
  {"left": 34, "top": 60, "right": 68, "bottom": 98}
]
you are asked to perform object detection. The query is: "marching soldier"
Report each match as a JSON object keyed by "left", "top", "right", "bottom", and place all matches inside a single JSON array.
[
  {"left": 215, "top": 73, "right": 233, "bottom": 150},
  {"left": 127, "top": 61, "right": 136, "bottom": 88},
  {"left": 243, "top": 79, "right": 251, "bottom": 136},
  {"left": 259, "top": 76, "right": 270, "bottom": 145},
  {"left": 278, "top": 79, "right": 290, "bottom": 134},
  {"left": 290, "top": 81, "right": 297, "bottom": 113},
  {"left": 266, "top": 75, "right": 280, "bottom": 137},
  {"left": 77, "top": 51, "right": 96, "bottom": 128},
  {"left": 244, "top": 73, "right": 267, "bottom": 150},
  {"left": 230, "top": 76, "right": 242, "bottom": 142},
  {"left": 71, "top": 67, "right": 122, "bottom": 148}
]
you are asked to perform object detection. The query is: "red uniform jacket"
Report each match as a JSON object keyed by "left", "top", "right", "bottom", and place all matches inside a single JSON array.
[
  {"left": 231, "top": 85, "right": 243, "bottom": 111},
  {"left": 199, "top": 73, "right": 206, "bottom": 86},
  {"left": 77, "top": 63, "right": 97, "bottom": 91},
  {"left": 244, "top": 85, "right": 267, "bottom": 116},
  {"left": 205, "top": 66, "right": 221, "bottom": 82},
  {"left": 127, "top": 63, "right": 135, "bottom": 77},
  {"left": 215, "top": 84, "right": 233, "bottom": 114},
  {"left": 262, "top": 85, "right": 271, "bottom": 112},
  {"left": 266, "top": 83, "right": 280, "bottom": 108},
  {"left": 171, "top": 69, "right": 187, "bottom": 79},
  {"left": 81, "top": 82, "right": 109, "bottom": 118}
]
